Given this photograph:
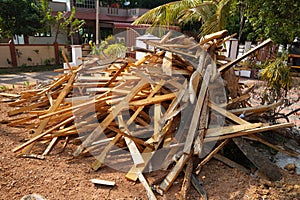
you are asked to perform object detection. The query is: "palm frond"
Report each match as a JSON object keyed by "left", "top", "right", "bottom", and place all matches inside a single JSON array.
[{"left": 133, "top": 0, "right": 232, "bottom": 37}]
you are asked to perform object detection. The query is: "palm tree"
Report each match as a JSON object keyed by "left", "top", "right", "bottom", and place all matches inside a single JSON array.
[{"left": 133, "top": 0, "right": 232, "bottom": 37}]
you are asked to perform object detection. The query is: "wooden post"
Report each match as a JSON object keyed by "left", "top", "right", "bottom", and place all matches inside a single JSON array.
[
  {"left": 9, "top": 39, "right": 17, "bottom": 67},
  {"left": 54, "top": 42, "right": 60, "bottom": 65}
]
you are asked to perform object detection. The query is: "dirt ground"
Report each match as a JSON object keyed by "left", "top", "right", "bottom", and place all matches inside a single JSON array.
[{"left": 1, "top": 80, "right": 300, "bottom": 200}]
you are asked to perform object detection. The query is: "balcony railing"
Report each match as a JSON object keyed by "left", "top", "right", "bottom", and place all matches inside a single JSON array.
[{"left": 73, "top": 6, "right": 148, "bottom": 18}]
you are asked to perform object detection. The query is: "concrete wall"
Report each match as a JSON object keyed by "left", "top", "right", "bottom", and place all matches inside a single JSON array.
[
  {"left": 0, "top": 43, "right": 68, "bottom": 67},
  {"left": 0, "top": 45, "right": 12, "bottom": 67}
]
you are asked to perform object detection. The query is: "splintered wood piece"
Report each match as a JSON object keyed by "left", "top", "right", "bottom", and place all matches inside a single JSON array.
[
  {"left": 162, "top": 51, "right": 173, "bottom": 76},
  {"left": 105, "top": 62, "right": 128, "bottom": 87},
  {"left": 205, "top": 123, "right": 262, "bottom": 137},
  {"left": 73, "top": 79, "right": 148, "bottom": 157},
  {"left": 199, "top": 30, "right": 229, "bottom": 45},
  {"left": 62, "top": 50, "right": 72, "bottom": 71},
  {"left": 118, "top": 115, "right": 145, "bottom": 167},
  {"left": 91, "top": 133, "right": 122, "bottom": 171},
  {"left": 0, "top": 93, "right": 21, "bottom": 98},
  {"left": 37, "top": 74, "right": 70, "bottom": 96},
  {"left": 125, "top": 148, "right": 155, "bottom": 181},
  {"left": 180, "top": 158, "right": 193, "bottom": 200},
  {"left": 183, "top": 67, "right": 211, "bottom": 154},
  {"left": 233, "top": 137, "right": 282, "bottom": 181},
  {"left": 147, "top": 103, "right": 162, "bottom": 144},
  {"left": 12, "top": 116, "right": 75, "bottom": 153},
  {"left": 126, "top": 80, "right": 165, "bottom": 126},
  {"left": 129, "top": 93, "right": 176, "bottom": 107},
  {"left": 208, "top": 102, "right": 250, "bottom": 124},
  {"left": 42, "top": 137, "right": 59, "bottom": 156},
  {"left": 195, "top": 139, "right": 229, "bottom": 174},
  {"left": 137, "top": 171, "right": 157, "bottom": 200},
  {"left": 8, "top": 101, "right": 49, "bottom": 116},
  {"left": 107, "top": 126, "right": 153, "bottom": 149},
  {"left": 90, "top": 179, "right": 116, "bottom": 186},
  {"left": 194, "top": 94, "right": 209, "bottom": 157},
  {"left": 218, "top": 38, "right": 272, "bottom": 73},
  {"left": 20, "top": 71, "right": 78, "bottom": 154},
  {"left": 17, "top": 154, "right": 45, "bottom": 160},
  {"left": 204, "top": 122, "right": 295, "bottom": 142},
  {"left": 7, "top": 115, "right": 38, "bottom": 127},
  {"left": 218, "top": 94, "right": 250, "bottom": 108},
  {"left": 159, "top": 153, "right": 192, "bottom": 193},
  {"left": 159, "top": 30, "right": 172, "bottom": 44},
  {"left": 228, "top": 100, "right": 283, "bottom": 115},
  {"left": 135, "top": 53, "right": 152, "bottom": 66}
]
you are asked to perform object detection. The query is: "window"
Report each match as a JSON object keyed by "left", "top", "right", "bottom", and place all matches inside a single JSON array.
[
  {"left": 34, "top": 27, "right": 51, "bottom": 37},
  {"left": 73, "top": 0, "right": 95, "bottom": 8}
]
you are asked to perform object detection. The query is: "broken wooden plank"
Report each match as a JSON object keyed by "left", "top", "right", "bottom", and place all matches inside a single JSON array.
[
  {"left": 204, "top": 122, "right": 295, "bottom": 142},
  {"left": 21, "top": 70, "right": 79, "bottom": 154},
  {"left": 218, "top": 38, "right": 272, "bottom": 73},
  {"left": 91, "top": 133, "right": 122, "bottom": 171},
  {"left": 137, "top": 171, "right": 157, "bottom": 200},
  {"left": 158, "top": 152, "right": 192, "bottom": 193},
  {"left": 0, "top": 93, "right": 21, "bottom": 98},
  {"left": 195, "top": 139, "right": 229, "bottom": 174},
  {"left": 205, "top": 123, "right": 262, "bottom": 137},
  {"left": 90, "top": 179, "right": 116, "bottom": 186},
  {"left": 179, "top": 158, "right": 193, "bottom": 200},
  {"left": 228, "top": 100, "right": 283, "bottom": 116},
  {"left": 183, "top": 67, "right": 211, "bottom": 154},
  {"left": 73, "top": 79, "right": 148, "bottom": 157},
  {"left": 162, "top": 51, "right": 173, "bottom": 76},
  {"left": 12, "top": 116, "right": 75, "bottom": 153}
]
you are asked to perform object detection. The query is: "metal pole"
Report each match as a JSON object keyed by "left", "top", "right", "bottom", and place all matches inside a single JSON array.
[{"left": 96, "top": 0, "right": 99, "bottom": 45}]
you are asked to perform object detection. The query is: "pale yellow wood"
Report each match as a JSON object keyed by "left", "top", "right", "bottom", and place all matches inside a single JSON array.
[
  {"left": 126, "top": 80, "right": 165, "bottom": 126},
  {"left": 204, "top": 122, "right": 295, "bottom": 142},
  {"left": 118, "top": 115, "right": 145, "bottom": 167},
  {"left": 13, "top": 116, "right": 75, "bottom": 152},
  {"left": 208, "top": 101, "right": 250, "bottom": 125},
  {"left": 206, "top": 123, "right": 262, "bottom": 137},
  {"left": 129, "top": 93, "right": 176, "bottom": 107},
  {"left": 74, "top": 79, "right": 148, "bottom": 157},
  {"left": 91, "top": 133, "right": 122, "bottom": 171},
  {"left": 183, "top": 67, "right": 211, "bottom": 154},
  {"left": 137, "top": 171, "right": 157, "bottom": 200},
  {"left": 195, "top": 139, "right": 229, "bottom": 174},
  {"left": 162, "top": 51, "right": 173, "bottom": 76},
  {"left": 159, "top": 153, "right": 192, "bottom": 192},
  {"left": 229, "top": 100, "right": 283, "bottom": 115},
  {"left": 8, "top": 101, "right": 49, "bottom": 116}
]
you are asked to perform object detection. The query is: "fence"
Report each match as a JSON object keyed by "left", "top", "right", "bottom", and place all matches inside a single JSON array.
[{"left": 0, "top": 41, "right": 68, "bottom": 67}]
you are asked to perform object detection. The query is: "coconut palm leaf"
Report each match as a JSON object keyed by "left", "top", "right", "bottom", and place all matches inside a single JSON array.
[
  {"left": 133, "top": 0, "right": 204, "bottom": 27},
  {"left": 133, "top": 0, "right": 232, "bottom": 36}
]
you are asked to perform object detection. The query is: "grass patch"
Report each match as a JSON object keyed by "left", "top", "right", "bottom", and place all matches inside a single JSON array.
[{"left": 0, "top": 65, "right": 61, "bottom": 75}]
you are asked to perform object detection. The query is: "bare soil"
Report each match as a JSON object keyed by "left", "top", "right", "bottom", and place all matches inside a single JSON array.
[{"left": 1, "top": 85, "right": 300, "bottom": 200}]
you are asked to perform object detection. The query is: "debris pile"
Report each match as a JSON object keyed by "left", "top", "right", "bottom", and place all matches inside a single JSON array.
[{"left": 2, "top": 30, "right": 298, "bottom": 199}]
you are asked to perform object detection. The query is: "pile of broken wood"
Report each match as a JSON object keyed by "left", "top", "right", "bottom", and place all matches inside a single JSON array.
[{"left": 2, "top": 30, "right": 299, "bottom": 199}]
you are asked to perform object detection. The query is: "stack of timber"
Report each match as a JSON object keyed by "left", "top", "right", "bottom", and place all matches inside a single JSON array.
[{"left": 4, "top": 30, "right": 298, "bottom": 199}]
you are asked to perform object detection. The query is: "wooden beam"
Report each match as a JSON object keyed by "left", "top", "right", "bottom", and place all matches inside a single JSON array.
[
  {"left": 206, "top": 123, "right": 262, "bottom": 137},
  {"left": 218, "top": 38, "right": 272, "bottom": 73},
  {"left": 74, "top": 79, "right": 148, "bottom": 157},
  {"left": 204, "top": 122, "right": 295, "bottom": 142},
  {"left": 183, "top": 67, "right": 211, "bottom": 154},
  {"left": 159, "top": 153, "right": 192, "bottom": 193}
]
